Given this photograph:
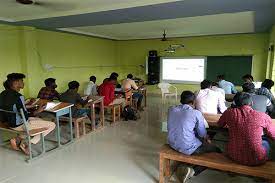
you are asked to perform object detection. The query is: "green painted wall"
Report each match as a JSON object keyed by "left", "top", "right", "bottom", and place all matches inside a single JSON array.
[
  {"left": 0, "top": 23, "right": 271, "bottom": 97},
  {"left": 117, "top": 33, "right": 269, "bottom": 93}
]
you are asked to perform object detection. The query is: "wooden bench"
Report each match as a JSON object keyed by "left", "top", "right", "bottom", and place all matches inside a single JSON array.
[
  {"left": 159, "top": 144, "right": 275, "bottom": 183},
  {"left": 104, "top": 104, "right": 121, "bottom": 123},
  {"left": 60, "top": 116, "right": 87, "bottom": 139}
]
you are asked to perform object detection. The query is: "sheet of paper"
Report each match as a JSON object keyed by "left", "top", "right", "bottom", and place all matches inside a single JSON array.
[{"left": 45, "top": 102, "right": 60, "bottom": 111}]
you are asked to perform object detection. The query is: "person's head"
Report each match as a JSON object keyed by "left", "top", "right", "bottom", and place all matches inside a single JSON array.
[
  {"left": 6, "top": 73, "right": 26, "bottom": 92},
  {"left": 261, "top": 79, "right": 274, "bottom": 90},
  {"left": 109, "top": 75, "right": 118, "bottom": 85},
  {"left": 233, "top": 92, "right": 253, "bottom": 107},
  {"left": 127, "top": 74, "right": 133, "bottom": 79},
  {"left": 180, "top": 91, "right": 195, "bottom": 106},
  {"left": 242, "top": 74, "right": 254, "bottom": 83},
  {"left": 242, "top": 82, "right": 255, "bottom": 93},
  {"left": 110, "top": 72, "right": 119, "bottom": 79},
  {"left": 44, "top": 78, "right": 57, "bottom": 89},
  {"left": 89, "top": 76, "right": 96, "bottom": 83},
  {"left": 68, "top": 81, "right": 80, "bottom": 92},
  {"left": 200, "top": 80, "right": 212, "bottom": 89},
  {"left": 217, "top": 75, "right": 225, "bottom": 81}
]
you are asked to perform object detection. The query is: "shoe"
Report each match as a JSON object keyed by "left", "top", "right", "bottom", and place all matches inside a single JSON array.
[{"left": 182, "top": 167, "right": 195, "bottom": 183}]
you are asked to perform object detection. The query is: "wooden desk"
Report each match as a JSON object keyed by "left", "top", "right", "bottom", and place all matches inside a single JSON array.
[
  {"left": 26, "top": 99, "right": 74, "bottom": 147},
  {"left": 87, "top": 96, "right": 104, "bottom": 131}
]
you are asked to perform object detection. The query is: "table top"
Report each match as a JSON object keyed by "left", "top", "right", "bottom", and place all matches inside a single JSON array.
[
  {"left": 26, "top": 98, "right": 73, "bottom": 113},
  {"left": 87, "top": 96, "right": 104, "bottom": 103},
  {"left": 162, "top": 113, "right": 275, "bottom": 132}
]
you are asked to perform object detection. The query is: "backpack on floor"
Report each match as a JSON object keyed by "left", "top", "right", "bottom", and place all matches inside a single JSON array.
[{"left": 122, "top": 105, "right": 138, "bottom": 121}]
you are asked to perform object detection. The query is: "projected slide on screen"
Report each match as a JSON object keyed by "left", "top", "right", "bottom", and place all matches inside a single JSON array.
[{"left": 161, "top": 57, "right": 206, "bottom": 83}]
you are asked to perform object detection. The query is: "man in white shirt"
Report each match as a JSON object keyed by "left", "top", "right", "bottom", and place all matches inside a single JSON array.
[
  {"left": 196, "top": 80, "right": 227, "bottom": 114},
  {"left": 217, "top": 75, "right": 237, "bottom": 94},
  {"left": 84, "top": 76, "right": 98, "bottom": 96},
  {"left": 211, "top": 82, "right": 225, "bottom": 97},
  {"left": 122, "top": 74, "right": 144, "bottom": 110}
]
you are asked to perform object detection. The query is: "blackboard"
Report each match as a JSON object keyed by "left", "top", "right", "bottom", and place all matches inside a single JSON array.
[{"left": 206, "top": 56, "right": 252, "bottom": 86}]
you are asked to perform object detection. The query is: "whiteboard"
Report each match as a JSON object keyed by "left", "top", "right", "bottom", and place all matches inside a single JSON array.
[{"left": 161, "top": 57, "right": 206, "bottom": 83}]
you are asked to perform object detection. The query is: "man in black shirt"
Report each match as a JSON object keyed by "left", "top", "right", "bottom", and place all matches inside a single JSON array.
[{"left": 0, "top": 73, "right": 56, "bottom": 155}]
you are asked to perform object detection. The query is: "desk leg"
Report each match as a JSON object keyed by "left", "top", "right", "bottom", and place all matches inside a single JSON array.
[
  {"left": 101, "top": 100, "right": 104, "bottom": 128},
  {"left": 69, "top": 107, "right": 73, "bottom": 141},
  {"left": 56, "top": 114, "right": 61, "bottom": 147},
  {"left": 91, "top": 103, "right": 95, "bottom": 131},
  {"left": 144, "top": 90, "right": 147, "bottom": 107}
]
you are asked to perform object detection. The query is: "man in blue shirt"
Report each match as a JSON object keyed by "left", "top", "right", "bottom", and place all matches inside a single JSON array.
[
  {"left": 168, "top": 91, "right": 221, "bottom": 182},
  {"left": 217, "top": 75, "right": 237, "bottom": 94}
]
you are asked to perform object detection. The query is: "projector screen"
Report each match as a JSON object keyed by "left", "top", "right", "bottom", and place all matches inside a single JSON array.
[{"left": 161, "top": 57, "right": 206, "bottom": 83}]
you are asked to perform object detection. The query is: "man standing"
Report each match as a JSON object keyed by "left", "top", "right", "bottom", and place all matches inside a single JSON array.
[
  {"left": 168, "top": 91, "right": 221, "bottom": 182},
  {"left": 37, "top": 78, "right": 60, "bottom": 100},
  {"left": 196, "top": 80, "right": 227, "bottom": 114},
  {"left": 0, "top": 73, "right": 56, "bottom": 155},
  {"left": 122, "top": 74, "right": 144, "bottom": 110},
  {"left": 217, "top": 75, "right": 237, "bottom": 94},
  {"left": 218, "top": 92, "right": 275, "bottom": 165}
]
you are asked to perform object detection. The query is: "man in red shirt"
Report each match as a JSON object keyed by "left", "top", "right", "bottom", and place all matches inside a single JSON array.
[
  {"left": 218, "top": 92, "right": 275, "bottom": 165},
  {"left": 99, "top": 75, "right": 125, "bottom": 106}
]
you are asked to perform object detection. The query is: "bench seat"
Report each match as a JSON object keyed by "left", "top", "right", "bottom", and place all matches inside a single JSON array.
[{"left": 159, "top": 144, "right": 275, "bottom": 183}]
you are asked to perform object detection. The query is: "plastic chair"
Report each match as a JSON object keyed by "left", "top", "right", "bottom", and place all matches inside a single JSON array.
[{"left": 157, "top": 83, "right": 178, "bottom": 104}]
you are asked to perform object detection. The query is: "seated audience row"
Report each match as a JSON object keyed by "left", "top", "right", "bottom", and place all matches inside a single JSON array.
[{"left": 168, "top": 91, "right": 275, "bottom": 182}]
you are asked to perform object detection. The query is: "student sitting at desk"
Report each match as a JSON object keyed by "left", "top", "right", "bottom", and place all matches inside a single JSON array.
[
  {"left": 257, "top": 79, "right": 275, "bottom": 104},
  {"left": 84, "top": 75, "right": 98, "bottom": 96},
  {"left": 168, "top": 91, "right": 221, "bottom": 182},
  {"left": 242, "top": 82, "right": 273, "bottom": 113},
  {"left": 217, "top": 75, "right": 237, "bottom": 94},
  {"left": 99, "top": 75, "right": 125, "bottom": 107},
  {"left": 195, "top": 80, "right": 227, "bottom": 114},
  {"left": 60, "top": 81, "right": 90, "bottom": 118},
  {"left": 242, "top": 74, "right": 254, "bottom": 83},
  {"left": 37, "top": 78, "right": 60, "bottom": 100},
  {"left": 0, "top": 73, "right": 56, "bottom": 155},
  {"left": 122, "top": 74, "right": 144, "bottom": 110},
  {"left": 218, "top": 92, "right": 275, "bottom": 165},
  {"left": 211, "top": 82, "right": 225, "bottom": 97}
]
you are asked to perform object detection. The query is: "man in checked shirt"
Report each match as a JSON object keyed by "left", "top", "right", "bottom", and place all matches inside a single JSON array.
[{"left": 218, "top": 92, "right": 275, "bottom": 166}]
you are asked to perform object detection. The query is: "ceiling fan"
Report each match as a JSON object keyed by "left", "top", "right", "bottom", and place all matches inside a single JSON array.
[{"left": 16, "top": 0, "right": 40, "bottom": 5}]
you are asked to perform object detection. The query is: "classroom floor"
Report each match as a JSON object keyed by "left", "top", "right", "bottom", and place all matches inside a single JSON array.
[{"left": 0, "top": 96, "right": 267, "bottom": 183}]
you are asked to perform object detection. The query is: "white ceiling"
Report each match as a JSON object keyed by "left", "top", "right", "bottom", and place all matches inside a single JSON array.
[
  {"left": 60, "top": 11, "right": 255, "bottom": 40},
  {"left": 0, "top": 0, "right": 181, "bottom": 21}
]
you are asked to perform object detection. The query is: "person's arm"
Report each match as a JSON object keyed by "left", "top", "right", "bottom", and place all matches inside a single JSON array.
[
  {"left": 109, "top": 85, "right": 115, "bottom": 101},
  {"left": 54, "top": 90, "right": 60, "bottom": 100},
  {"left": 266, "top": 98, "right": 273, "bottom": 114},
  {"left": 77, "top": 93, "right": 87, "bottom": 106},
  {"left": 92, "top": 85, "right": 98, "bottom": 96},
  {"left": 195, "top": 112, "right": 207, "bottom": 138},
  {"left": 231, "top": 83, "right": 237, "bottom": 94},
  {"left": 217, "top": 110, "right": 228, "bottom": 127},
  {"left": 131, "top": 80, "right": 139, "bottom": 90},
  {"left": 217, "top": 92, "right": 227, "bottom": 113},
  {"left": 263, "top": 115, "right": 275, "bottom": 140}
]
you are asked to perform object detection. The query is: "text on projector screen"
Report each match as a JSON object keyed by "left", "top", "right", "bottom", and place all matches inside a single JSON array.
[{"left": 162, "top": 58, "right": 205, "bottom": 82}]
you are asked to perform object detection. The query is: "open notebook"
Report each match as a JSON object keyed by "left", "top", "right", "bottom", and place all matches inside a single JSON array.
[{"left": 45, "top": 102, "right": 61, "bottom": 111}]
